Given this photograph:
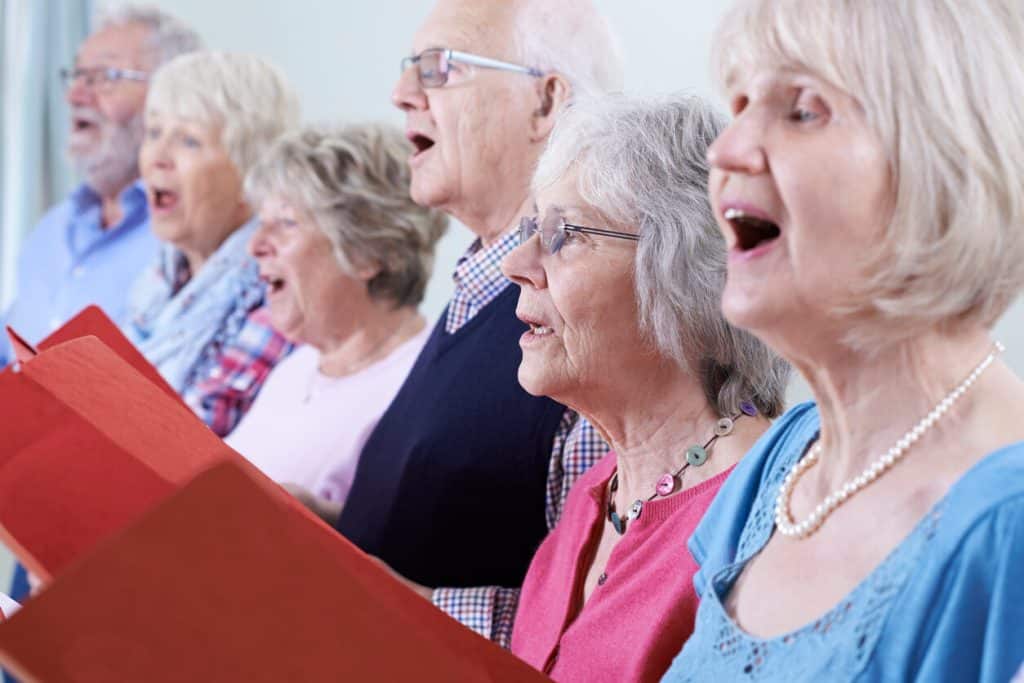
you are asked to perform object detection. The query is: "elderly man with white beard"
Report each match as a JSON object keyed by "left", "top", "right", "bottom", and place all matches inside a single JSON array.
[{"left": 0, "top": 5, "right": 201, "bottom": 365}]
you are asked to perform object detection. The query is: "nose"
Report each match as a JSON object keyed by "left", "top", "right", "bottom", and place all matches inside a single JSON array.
[
  {"left": 706, "top": 109, "right": 769, "bottom": 176},
  {"left": 248, "top": 220, "right": 274, "bottom": 259},
  {"left": 391, "top": 63, "right": 428, "bottom": 112},
  {"left": 501, "top": 235, "right": 548, "bottom": 291},
  {"left": 66, "top": 75, "right": 95, "bottom": 107}
]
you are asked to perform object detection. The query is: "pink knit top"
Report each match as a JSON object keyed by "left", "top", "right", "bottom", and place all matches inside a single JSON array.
[{"left": 511, "top": 452, "right": 734, "bottom": 682}]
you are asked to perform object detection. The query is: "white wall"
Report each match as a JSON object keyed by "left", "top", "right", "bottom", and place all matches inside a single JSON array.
[{"left": 140, "top": 0, "right": 1024, "bottom": 400}]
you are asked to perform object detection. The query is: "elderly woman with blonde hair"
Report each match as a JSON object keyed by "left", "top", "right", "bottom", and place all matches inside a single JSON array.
[
  {"left": 501, "top": 93, "right": 788, "bottom": 682},
  {"left": 226, "top": 123, "right": 447, "bottom": 510},
  {"left": 126, "top": 51, "right": 299, "bottom": 435},
  {"left": 663, "top": 1, "right": 1024, "bottom": 681}
]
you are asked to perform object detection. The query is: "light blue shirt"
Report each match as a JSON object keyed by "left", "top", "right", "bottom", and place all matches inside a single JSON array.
[
  {"left": 663, "top": 402, "right": 1024, "bottom": 683},
  {"left": 0, "top": 180, "right": 157, "bottom": 365}
]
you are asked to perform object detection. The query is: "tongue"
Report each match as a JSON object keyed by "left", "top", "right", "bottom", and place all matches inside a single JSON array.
[{"left": 156, "top": 191, "right": 179, "bottom": 209}]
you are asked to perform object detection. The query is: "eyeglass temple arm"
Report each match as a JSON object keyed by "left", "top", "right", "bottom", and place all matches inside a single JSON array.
[
  {"left": 564, "top": 223, "right": 641, "bottom": 241},
  {"left": 447, "top": 50, "right": 544, "bottom": 77}
]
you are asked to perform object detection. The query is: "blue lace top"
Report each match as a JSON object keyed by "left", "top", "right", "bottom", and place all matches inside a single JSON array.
[{"left": 662, "top": 403, "right": 1024, "bottom": 682}]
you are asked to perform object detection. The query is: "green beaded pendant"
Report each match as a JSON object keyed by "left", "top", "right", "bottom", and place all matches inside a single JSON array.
[
  {"left": 685, "top": 444, "right": 708, "bottom": 466},
  {"left": 609, "top": 509, "right": 625, "bottom": 534}
]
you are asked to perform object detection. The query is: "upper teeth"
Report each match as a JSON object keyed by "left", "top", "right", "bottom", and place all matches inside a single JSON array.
[
  {"left": 531, "top": 325, "right": 553, "bottom": 335},
  {"left": 724, "top": 208, "right": 746, "bottom": 220}
]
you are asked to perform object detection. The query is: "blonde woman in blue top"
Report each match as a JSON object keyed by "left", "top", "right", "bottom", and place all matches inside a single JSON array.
[{"left": 663, "top": 1, "right": 1024, "bottom": 681}]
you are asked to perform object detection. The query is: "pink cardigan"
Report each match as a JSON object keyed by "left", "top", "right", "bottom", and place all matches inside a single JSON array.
[{"left": 511, "top": 452, "right": 734, "bottom": 682}]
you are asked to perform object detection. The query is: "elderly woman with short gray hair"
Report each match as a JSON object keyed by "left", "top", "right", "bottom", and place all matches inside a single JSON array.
[
  {"left": 501, "top": 93, "right": 788, "bottom": 682},
  {"left": 226, "top": 123, "right": 447, "bottom": 509},
  {"left": 126, "top": 51, "right": 299, "bottom": 436}
]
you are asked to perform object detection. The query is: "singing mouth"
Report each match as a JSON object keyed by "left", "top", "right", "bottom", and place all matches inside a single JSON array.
[{"left": 723, "top": 207, "right": 781, "bottom": 251}]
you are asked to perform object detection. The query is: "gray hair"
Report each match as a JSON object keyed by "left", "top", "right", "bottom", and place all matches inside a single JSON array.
[
  {"left": 146, "top": 51, "right": 300, "bottom": 179},
  {"left": 534, "top": 94, "right": 790, "bottom": 417},
  {"left": 513, "top": 0, "right": 624, "bottom": 98},
  {"left": 245, "top": 123, "right": 449, "bottom": 308},
  {"left": 95, "top": 3, "right": 203, "bottom": 68},
  {"left": 714, "top": 0, "right": 1024, "bottom": 346}
]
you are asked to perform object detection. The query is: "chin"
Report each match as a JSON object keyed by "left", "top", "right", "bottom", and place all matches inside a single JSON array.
[{"left": 409, "top": 175, "right": 452, "bottom": 211}]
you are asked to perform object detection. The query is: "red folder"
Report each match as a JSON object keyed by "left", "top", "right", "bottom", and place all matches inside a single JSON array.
[
  {"left": 0, "top": 308, "right": 228, "bottom": 579},
  {"left": 0, "top": 463, "right": 548, "bottom": 681},
  {"left": 6, "top": 304, "right": 181, "bottom": 402}
]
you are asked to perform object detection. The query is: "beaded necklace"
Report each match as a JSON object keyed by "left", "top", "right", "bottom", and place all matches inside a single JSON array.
[{"left": 607, "top": 400, "right": 758, "bottom": 535}]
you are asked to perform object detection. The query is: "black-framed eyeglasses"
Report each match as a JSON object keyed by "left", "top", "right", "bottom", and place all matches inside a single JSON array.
[
  {"left": 400, "top": 48, "right": 542, "bottom": 88},
  {"left": 518, "top": 214, "right": 640, "bottom": 255},
  {"left": 59, "top": 66, "right": 149, "bottom": 90}
]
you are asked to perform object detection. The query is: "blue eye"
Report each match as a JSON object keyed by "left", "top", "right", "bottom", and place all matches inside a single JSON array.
[
  {"left": 182, "top": 136, "right": 200, "bottom": 148},
  {"left": 789, "top": 108, "right": 818, "bottom": 123},
  {"left": 145, "top": 126, "right": 161, "bottom": 139}
]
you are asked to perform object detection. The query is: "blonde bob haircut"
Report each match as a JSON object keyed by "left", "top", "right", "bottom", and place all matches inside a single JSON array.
[
  {"left": 145, "top": 51, "right": 300, "bottom": 178},
  {"left": 713, "top": 0, "right": 1024, "bottom": 345}
]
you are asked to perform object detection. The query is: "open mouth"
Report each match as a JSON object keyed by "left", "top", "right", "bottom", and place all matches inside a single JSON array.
[
  {"left": 723, "top": 207, "right": 781, "bottom": 252},
  {"left": 261, "top": 274, "right": 286, "bottom": 295},
  {"left": 408, "top": 133, "right": 435, "bottom": 156},
  {"left": 517, "top": 311, "right": 555, "bottom": 337},
  {"left": 73, "top": 118, "right": 96, "bottom": 133},
  {"left": 151, "top": 188, "right": 180, "bottom": 211}
]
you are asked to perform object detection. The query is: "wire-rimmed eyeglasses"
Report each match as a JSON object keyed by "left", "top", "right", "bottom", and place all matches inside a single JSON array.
[
  {"left": 400, "top": 48, "right": 542, "bottom": 88},
  {"left": 518, "top": 214, "right": 640, "bottom": 255},
  {"left": 60, "top": 66, "right": 149, "bottom": 90}
]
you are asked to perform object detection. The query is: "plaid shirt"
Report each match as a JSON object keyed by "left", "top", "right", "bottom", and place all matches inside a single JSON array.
[
  {"left": 432, "top": 229, "right": 610, "bottom": 648},
  {"left": 183, "top": 305, "right": 293, "bottom": 437}
]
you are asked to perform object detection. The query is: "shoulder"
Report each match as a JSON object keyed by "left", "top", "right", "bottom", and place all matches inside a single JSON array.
[
  {"left": 19, "top": 199, "right": 74, "bottom": 252},
  {"left": 878, "top": 448, "right": 1024, "bottom": 681},
  {"left": 686, "top": 402, "right": 819, "bottom": 593},
  {"left": 931, "top": 443, "right": 1024, "bottom": 560}
]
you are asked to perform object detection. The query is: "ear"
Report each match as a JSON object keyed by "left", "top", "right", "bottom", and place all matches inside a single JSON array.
[
  {"left": 529, "top": 72, "right": 572, "bottom": 143},
  {"left": 352, "top": 261, "right": 383, "bottom": 282}
]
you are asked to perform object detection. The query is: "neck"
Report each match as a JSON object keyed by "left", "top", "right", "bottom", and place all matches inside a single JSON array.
[
  {"left": 583, "top": 361, "right": 767, "bottom": 506},
  {"left": 316, "top": 303, "right": 424, "bottom": 378},
  {"left": 97, "top": 181, "right": 134, "bottom": 229},
  {"left": 796, "top": 327, "right": 998, "bottom": 488},
  {"left": 453, "top": 191, "right": 533, "bottom": 248}
]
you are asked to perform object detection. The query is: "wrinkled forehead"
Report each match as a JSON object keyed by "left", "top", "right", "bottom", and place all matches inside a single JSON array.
[
  {"left": 413, "top": 0, "right": 521, "bottom": 58},
  {"left": 77, "top": 22, "right": 153, "bottom": 68}
]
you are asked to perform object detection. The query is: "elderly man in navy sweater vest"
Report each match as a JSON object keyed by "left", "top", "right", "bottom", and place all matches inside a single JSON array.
[{"left": 295, "top": 0, "right": 623, "bottom": 648}]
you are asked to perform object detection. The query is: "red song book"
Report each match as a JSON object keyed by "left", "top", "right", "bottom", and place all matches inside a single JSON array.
[
  {"left": 0, "top": 308, "right": 548, "bottom": 681},
  {"left": 0, "top": 461, "right": 549, "bottom": 682},
  {"left": 0, "top": 307, "right": 233, "bottom": 579}
]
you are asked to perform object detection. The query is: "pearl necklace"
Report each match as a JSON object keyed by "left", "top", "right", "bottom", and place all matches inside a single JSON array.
[{"left": 775, "top": 342, "right": 1004, "bottom": 539}]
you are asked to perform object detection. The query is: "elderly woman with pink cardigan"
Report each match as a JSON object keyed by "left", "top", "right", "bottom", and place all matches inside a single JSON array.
[{"left": 500, "top": 94, "right": 788, "bottom": 682}]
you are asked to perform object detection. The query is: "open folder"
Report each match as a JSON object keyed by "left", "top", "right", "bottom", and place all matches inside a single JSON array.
[
  {"left": 0, "top": 306, "right": 232, "bottom": 580},
  {"left": 0, "top": 462, "right": 547, "bottom": 682},
  {"left": 0, "top": 308, "right": 548, "bottom": 681}
]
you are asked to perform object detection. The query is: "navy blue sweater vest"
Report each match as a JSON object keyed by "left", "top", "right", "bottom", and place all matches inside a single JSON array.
[{"left": 336, "top": 285, "right": 565, "bottom": 588}]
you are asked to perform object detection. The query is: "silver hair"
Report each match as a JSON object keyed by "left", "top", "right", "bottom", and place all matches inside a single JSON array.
[
  {"left": 94, "top": 3, "right": 203, "bottom": 68},
  {"left": 245, "top": 123, "right": 449, "bottom": 308},
  {"left": 513, "top": 0, "right": 624, "bottom": 98},
  {"left": 533, "top": 94, "right": 790, "bottom": 417}
]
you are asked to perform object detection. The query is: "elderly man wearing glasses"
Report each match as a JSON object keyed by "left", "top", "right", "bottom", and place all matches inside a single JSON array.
[
  {"left": 0, "top": 5, "right": 201, "bottom": 366},
  {"left": 290, "top": 0, "right": 621, "bottom": 649}
]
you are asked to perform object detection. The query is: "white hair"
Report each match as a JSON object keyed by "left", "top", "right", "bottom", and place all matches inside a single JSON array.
[
  {"left": 145, "top": 51, "right": 300, "bottom": 179},
  {"left": 94, "top": 3, "right": 203, "bottom": 68},
  {"left": 714, "top": 0, "right": 1024, "bottom": 346},
  {"left": 534, "top": 94, "right": 790, "bottom": 417},
  {"left": 245, "top": 123, "right": 449, "bottom": 308},
  {"left": 513, "top": 0, "right": 624, "bottom": 98}
]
